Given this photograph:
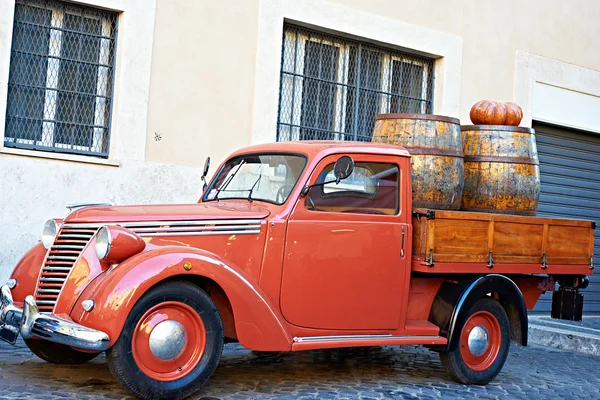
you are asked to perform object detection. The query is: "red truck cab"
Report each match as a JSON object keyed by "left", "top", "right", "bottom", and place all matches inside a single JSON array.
[{"left": 1, "top": 141, "right": 594, "bottom": 400}]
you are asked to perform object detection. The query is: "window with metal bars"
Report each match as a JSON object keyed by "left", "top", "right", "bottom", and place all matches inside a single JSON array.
[
  {"left": 4, "top": 0, "right": 117, "bottom": 157},
  {"left": 277, "top": 24, "right": 434, "bottom": 142}
]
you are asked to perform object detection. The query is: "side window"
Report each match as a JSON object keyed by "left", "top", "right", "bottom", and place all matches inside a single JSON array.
[
  {"left": 322, "top": 165, "right": 376, "bottom": 195},
  {"left": 306, "top": 162, "right": 400, "bottom": 215}
]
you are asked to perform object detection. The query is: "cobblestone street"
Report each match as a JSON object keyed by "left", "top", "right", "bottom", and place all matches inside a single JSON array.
[{"left": 1, "top": 338, "right": 599, "bottom": 399}]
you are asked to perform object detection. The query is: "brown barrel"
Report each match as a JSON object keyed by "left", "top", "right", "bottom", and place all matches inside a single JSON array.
[
  {"left": 372, "top": 113, "right": 464, "bottom": 210},
  {"left": 461, "top": 125, "right": 540, "bottom": 216}
]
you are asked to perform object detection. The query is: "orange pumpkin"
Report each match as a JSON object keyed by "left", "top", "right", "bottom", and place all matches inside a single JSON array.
[
  {"left": 504, "top": 102, "right": 523, "bottom": 125},
  {"left": 470, "top": 100, "right": 523, "bottom": 126}
]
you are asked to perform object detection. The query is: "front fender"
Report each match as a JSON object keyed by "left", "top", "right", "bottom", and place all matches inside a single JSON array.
[
  {"left": 71, "top": 246, "right": 291, "bottom": 351},
  {"left": 8, "top": 242, "right": 47, "bottom": 303}
]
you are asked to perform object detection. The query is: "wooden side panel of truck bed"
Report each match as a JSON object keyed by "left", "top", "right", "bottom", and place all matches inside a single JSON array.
[{"left": 412, "top": 208, "right": 595, "bottom": 275}]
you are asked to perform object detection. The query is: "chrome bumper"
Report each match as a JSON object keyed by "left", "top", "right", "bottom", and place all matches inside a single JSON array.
[{"left": 0, "top": 285, "right": 110, "bottom": 351}]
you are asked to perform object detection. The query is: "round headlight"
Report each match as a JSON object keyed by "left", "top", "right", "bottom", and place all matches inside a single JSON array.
[
  {"left": 95, "top": 226, "right": 112, "bottom": 260},
  {"left": 42, "top": 219, "right": 58, "bottom": 249}
]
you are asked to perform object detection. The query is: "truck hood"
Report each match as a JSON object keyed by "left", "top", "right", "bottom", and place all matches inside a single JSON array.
[{"left": 64, "top": 202, "right": 270, "bottom": 223}]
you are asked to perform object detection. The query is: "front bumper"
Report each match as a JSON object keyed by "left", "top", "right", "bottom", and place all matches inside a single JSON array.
[{"left": 0, "top": 285, "right": 110, "bottom": 351}]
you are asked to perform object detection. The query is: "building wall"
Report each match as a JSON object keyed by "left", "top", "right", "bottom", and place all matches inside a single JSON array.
[
  {"left": 0, "top": 0, "right": 203, "bottom": 281},
  {"left": 144, "top": 0, "right": 600, "bottom": 166},
  {"left": 250, "top": 0, "right": 463, "bottom": 146},
  {"left": 330, "top": 0, "right": 600, "bottom": 124},
  {"left": 0, "top": 156, "right": 203, "bottom": 281},
  {"left": 145, "top": 0, "right": 261, "bottom": 168},
  {"left": 1, "top": 0, "right": 600, "bottom": 280}
]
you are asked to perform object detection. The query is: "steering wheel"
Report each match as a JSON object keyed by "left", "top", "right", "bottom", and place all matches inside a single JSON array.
[{"left": 276, "top": 184, "right": 294, "bottom": 204}]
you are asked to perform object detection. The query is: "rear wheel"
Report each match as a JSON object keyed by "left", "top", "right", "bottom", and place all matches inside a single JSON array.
[
  {"left": 107, "top": 281, "right": 224, "bottom": 400},
  {"left": 25, "top": 339, "right": 100, "bottom": 364},
  {"left": 440, "top": 298, "right": 510, "bottom": 385}
]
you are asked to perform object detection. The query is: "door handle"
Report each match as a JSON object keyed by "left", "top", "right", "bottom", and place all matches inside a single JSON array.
[{"left": 401, "top": 226, "right": 405, "bottom": 258}]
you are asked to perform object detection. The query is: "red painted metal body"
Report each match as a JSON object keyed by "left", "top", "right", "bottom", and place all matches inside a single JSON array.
[
  {"left": 9, "top": 242, "right": 47, "bottom": 304},
  {"left": 71, "top": 246, "right": 291, "bottom": 350},
  {"left": 460, "top": 311, "right": 501, "bottom": 371},
  {"left": 101, "top": 226, "right": 146, "bottom": 263},
  {"left": 412, "top": 260, "right": 593, "bottom": 275},
  {"left": 7, "top": 141, "right": 594, "bottom": 353},
  {"left": 132, "top": 301, "right": 206, "bottom": 381}
]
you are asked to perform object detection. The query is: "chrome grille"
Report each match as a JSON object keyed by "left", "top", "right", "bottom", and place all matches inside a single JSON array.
[{"left": 36, "top": 226, "right": 97, "bottom": 313}]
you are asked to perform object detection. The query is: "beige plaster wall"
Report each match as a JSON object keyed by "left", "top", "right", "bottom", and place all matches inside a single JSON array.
[
  {"left": 330, "top": 0, "right": 600, "bottom": 123},
  {"left": 145, "top": 0, "right": 600, "bottom": 170},
  {"left": 144, "top": 0, "right": 260, "bottom": 169},
  {"left": 0, "top": 157, "right": 203, "bottom": 282},
  {"left": 0, "top": 0, "right": 196, "bottom": 280}
]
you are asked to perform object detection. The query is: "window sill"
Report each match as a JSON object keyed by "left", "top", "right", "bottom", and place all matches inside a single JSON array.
[{"left": 0, "top": 147, "right": 121, "bottom": 167}]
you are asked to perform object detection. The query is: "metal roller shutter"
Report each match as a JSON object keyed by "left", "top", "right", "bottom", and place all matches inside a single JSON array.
[{"left": 533, "top": 122, "right": 600, "bottom": 313}]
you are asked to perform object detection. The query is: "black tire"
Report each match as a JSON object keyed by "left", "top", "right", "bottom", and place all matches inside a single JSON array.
[
  {"left": 106, "top": 281, "right": 224, "bottom": 400},
  {"left": 439, "top": 298, "right": 510, "bottom": 385},
  {"left": 25, "top": 338, "right": 100, "bottom": 364}
]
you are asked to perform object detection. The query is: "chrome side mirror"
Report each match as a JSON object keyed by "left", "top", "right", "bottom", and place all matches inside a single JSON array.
[
  {"left": 201, "top": 157, "right": 211, "bottom": 192},
  {"left": 333, "top": 156, "right": 355, "bottom": 183}
]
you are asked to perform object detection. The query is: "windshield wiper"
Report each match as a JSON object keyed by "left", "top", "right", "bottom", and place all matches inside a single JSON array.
[
  {"left": 247, "top": 166, "right": 263, "bottom": 202},
  {"left": 214, "top": 160, "right": 245, "bottom": 201}
]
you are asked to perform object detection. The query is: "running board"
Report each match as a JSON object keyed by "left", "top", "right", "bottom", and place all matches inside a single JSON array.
[{"left": 291, "top": 334, "right": 447, "bottom": 351}]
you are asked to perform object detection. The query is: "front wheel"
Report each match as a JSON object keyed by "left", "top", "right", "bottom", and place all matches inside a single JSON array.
[
  {"left": 107, "top": 281, "right": 224, "bottom": 400},
  {"left": 439, "top": 298, "right": 510, "bottom": 385}
]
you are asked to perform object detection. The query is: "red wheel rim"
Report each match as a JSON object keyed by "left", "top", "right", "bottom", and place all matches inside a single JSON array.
[
  {"left": 132, "top": 302, "right": 206, "bottom": 382},
  {"left": 459, "top": 310, "right": 501, "bottom": 372}
]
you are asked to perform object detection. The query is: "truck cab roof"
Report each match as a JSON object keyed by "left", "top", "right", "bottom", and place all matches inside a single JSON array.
[{"left": 228, "top": 141, "right": 411, "bottom": 159}]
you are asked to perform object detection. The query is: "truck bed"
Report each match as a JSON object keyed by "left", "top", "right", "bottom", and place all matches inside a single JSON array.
[{"left": 412, "top": 208, "right": 595, "bottom": 275}]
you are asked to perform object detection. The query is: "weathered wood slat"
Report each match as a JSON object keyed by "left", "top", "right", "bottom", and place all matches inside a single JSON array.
[
  {"left": 494, "top": 222, "right": 544, "bottom": 256},
  {"left": 412, "top": 209, "right": 595, "bottom": 273},
  {"left": 414, "top": 208, "right": 593, "bottom": 227}
]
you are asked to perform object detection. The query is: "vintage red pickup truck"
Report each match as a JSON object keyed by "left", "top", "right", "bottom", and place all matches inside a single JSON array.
[{"left": 0, "top": 141, "right": 595, "bottom": 400}]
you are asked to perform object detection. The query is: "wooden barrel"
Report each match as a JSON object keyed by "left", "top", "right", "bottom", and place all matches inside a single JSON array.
[
  {"left": 461, "top": 125, "right": 540, "bottom": 215},
  {"left": 372, "top": 114, "right": 464, "bottom": 210}
]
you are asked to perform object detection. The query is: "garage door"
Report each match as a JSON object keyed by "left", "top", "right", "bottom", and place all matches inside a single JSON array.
[{"left": 533, "top": 122, "right": 600, "bottom": 313}]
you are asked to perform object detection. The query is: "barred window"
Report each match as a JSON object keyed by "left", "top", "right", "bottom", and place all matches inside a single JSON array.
[
  {"left": 4, "top": 0, "right": 117, "bottom": 157},
  {"left": 277, "top": 24, "right": 434, "bottom": 142}
]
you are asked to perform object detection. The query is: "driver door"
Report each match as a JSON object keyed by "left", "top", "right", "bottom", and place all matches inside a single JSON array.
[{"left": 280, "top": 154, "right": 408, "bottom": 330}]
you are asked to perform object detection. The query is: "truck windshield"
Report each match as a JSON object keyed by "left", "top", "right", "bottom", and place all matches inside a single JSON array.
[{"left": 204, "top": 153, "right": 307, "bottom": 205}]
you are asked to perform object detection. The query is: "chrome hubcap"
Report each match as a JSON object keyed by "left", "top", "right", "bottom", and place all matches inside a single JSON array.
[
  {"left": 148, "top": 320, "right": 187, "bottom": 360},
  {"left": 467, "top": 325, "right": 489, "bottom": 356}
]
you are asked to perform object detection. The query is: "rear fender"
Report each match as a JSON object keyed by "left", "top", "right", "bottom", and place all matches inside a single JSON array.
[
  {"left": 8, "top": 242, "right": 47, "bottom": 303},
  {"left": 71, "top": 246, "right": 291, "bottom": 351},
  {"left": 429, "top": 274, "right": 528, "bottom": 351}
]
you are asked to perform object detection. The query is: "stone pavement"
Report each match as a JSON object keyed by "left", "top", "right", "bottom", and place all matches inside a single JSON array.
[{"left": 1, "top": 337, "right": 600, "bottom": 400}]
